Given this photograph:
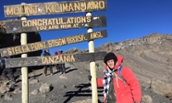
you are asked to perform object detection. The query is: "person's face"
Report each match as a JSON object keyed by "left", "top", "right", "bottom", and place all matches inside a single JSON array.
[{"left": 107, "top": 59, "right": 115, "bottom": 68}]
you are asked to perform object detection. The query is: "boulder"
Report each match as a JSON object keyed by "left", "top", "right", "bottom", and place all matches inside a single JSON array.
[
  {"left": 142, "top": 95, "right": 153, "bottom": 103},
  {"left": 0, "top": 84, "right": 10, "bottom": 94},
  {"left": 39, "top": 83, "right": 51, "bottom": 93},
  {"left": 151, "top": 78, "right": 172, "bottom": 99}
]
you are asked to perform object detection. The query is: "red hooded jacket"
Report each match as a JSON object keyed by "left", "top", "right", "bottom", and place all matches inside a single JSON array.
[{"left": 97, "top": 55, "right": 142, "bottom": 103}]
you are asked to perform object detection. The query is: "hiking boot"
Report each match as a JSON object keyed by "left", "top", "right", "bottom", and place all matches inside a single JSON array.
[
  {"left": 44, "top": 74, "right": 47, "bottom": 76},
  {"left": 51, "top": 73, "right": 53, "bottom": 76}
]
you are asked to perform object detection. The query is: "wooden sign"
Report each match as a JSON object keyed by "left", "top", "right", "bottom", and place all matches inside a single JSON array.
[
  {"left": 5, "top": 52, "right": 106, "bottom": 68},
  {"left": 5, "top": 15, "right": 106, "bottom": 33},
  {"left": 0, "top": 30, "right": 107, "bottom": 57},
  {"left": 4, "top": 0, "right": 107, "bottom": 18}
]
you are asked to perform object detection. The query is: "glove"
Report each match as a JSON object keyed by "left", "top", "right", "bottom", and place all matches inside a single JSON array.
[{"left": 88, "top": 75, "right": 92, "bottom": 81}]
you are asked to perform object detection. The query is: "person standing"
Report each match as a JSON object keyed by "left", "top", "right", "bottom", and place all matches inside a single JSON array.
[
  {"left": 59, "top": 50, "right": 66, "bottom": 74},
  {"left": 89, "top": 52, "right": 142, "bottom": 103},
  {"left": 1, "top": 55, "right": 16, "bottom": 82},
  {"left": 43, "top": 49, "right": 53, "bottom": 76},
  {"left": 54, "top": 51, "right": 60, "bottom": 72}
]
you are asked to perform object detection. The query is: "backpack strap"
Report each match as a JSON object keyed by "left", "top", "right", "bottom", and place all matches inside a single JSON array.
[{"left": 117, "top": 66, "right": 127, "bottom": 84}]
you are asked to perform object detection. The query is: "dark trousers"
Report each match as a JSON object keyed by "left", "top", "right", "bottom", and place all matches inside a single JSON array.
[
  {"left": 59, "top": 63, "right": 65, "bottom": 74},
  {"left": 2, "top": 68, "right": 15, "bottom": 81},
  {"left": 55, "top": 64, "right": 59, "bottom": 71},
  {"left": 44, "top": 65, "right": 53, "bottom": 75}
]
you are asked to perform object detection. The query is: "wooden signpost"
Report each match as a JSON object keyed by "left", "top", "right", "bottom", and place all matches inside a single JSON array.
[
  {"left": 5, "top": 15, "right": 106, "bottom": 33},
  {"left": 4, "top": 0, "right": 107, "bottom": 18},
  {"left": 0, "top": 30, "right": 107, "bottom": 57},
  {"left": 5, "top": 52, "right": 106, "bottom": 68},
  {"left": 3, "top": 0, "right": 108, "bottom": 103}
]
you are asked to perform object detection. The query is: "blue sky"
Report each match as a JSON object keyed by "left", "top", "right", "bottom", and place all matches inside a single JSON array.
[{"left": 0, "top": 0, "right": 172, "bottom": 55}]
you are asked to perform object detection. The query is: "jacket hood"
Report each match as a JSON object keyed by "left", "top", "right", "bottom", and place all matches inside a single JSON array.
[{"left": 114, "top": 55, "right": 123, "bottom": 69}]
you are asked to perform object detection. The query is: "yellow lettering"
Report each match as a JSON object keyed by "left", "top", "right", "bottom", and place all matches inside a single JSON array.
[
  {"left": 80, "top": 2, "right": 86, "bottom": 11},
  {"left": 6, "top": 7, "right": 13, "bottom": 15},
  {"left": 55, "top": 56, "right": 59, "bottom": 63},
  {"left": 62, "top": 3, "right": 69, "bottom": 11},
  {"left": 53, "top": 39, "right": 60, "bottom": 46},
  {"left": 43, "top": 19, "right": 48, "bottom": 25},
  {"left": 71, "top": 55, "right": 75, "bottom": 61},
  {"left": 7, "top": 48, "right": 13, "bottom": 55},
  {"left": 68, "top": 3, "right": 74, "bottom": 11},
  {"left": 42, "top": 57, "right": 49, "bottom": 64},
  {"left": 51, "top": 4, "right": 55, "bottom": 13},
  {"left": 31, "top": 20, "right": 38, "bottom": 27},
  {"left": 21, "top": 46, "right": 26, "bottom": 52},
  {"left": 25, "top": 45, "right": 30, "bottom": 52},
  {"left": 30, "top": 44, "right": 35, "bottom": 50},
  {"left": 80, "top": 17, "right": 86, "bottom": 23},
  {"left": 11, "top": 48, "right": 15, "bottom": 55},
  {"left": 60, "top": 24, "right": 71, "bottom": 29},
  {"left": 61, "top": 38, "right": 66, "bottom": 45},
  {"left": 45, "top": 4, "right": 52, "bottom": 13},
  {"left": 51, "top": 19, "right": 56, "bottom": 25},
  {"left": 55, "top": 18, "right": 61, "bottom": 24},
  {"left": 48, "top": 19, "right": 53, "bottom": 25},
  {"left": 93, "top": 1, "right": 99, "bottom": 9},
  {"left": 60, "top": 3, "right": 63, "bottom": 12},
  {"left": 39, "top": 26, "right": 47, "bottom": 30},
  {"left": 22, "top": 21, "right": 27, "bottom": 27},
  {"left": 48, "top": 25, "right": 52, "bottom": 29},
  {"left": 54, "top": 4, "right": 61, "bottom": 13},
  {"left": 73, "top": 23, "right": 78, "bottom": 27},
  {"left": 48, "top": 57, "right": 55, "bottom": 63},
  {"left": 32, "top": 5, "right": 39, "bottom": 14},
  {"left": 15, "top": 47, "right": 21, "bottom": 54},
  {"left": 86, "top": 16, "right": 91, "bottom": 22},
  {"left": 48, "top": 41, "right": 53, "bottom": 47},
  {"left": 87, "top": 2, "right": 93, "bottom": 10},
  {"left": 38, "top": 19, "right": 43, "bottom": 26},
  {"left": 74, "top": 2, "right": 80, "bottom": 11},
  {"left": 63, "top": 55, "right": 70, "bottom": 62},
  {"left": 90, "top": 32, "right": 103, "bottom": 39},
  {"left": 99, "top": 1, "right": 105, "bottom": 9},
  {"left": 66, "top": 18, "right": 73, "bottom": 24},
  {"left": 39, "top": 42, "right": 46, "bottom": 49},
  {"left": 25, "top": 5, "right": 32, "bottom": 14},
  {"left": 83, "top": 35, "right": 88, "bottom": 40},
  {"left": 15, "top": 6, "right": 22, "bottom": 15}
]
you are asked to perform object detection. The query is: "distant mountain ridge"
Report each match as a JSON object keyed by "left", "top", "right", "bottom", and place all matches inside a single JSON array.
[{"left": 65, "top": 33, "right": 172, "bottom": 100}]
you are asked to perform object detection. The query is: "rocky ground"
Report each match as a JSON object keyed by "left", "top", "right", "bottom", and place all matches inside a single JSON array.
[
  {"left": 0, "top": 34, "right": 172, "bottom": 103},
  {"left": 0, "top": 62, "right": 171, "bottom": 103}
]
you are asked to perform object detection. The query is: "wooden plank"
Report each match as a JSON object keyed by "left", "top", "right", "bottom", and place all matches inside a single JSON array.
[
  {"left": 5, "top": 15, "right": 106, "bottom": 33},
  {"left": 0, "top": 30, "right": 107, "bottom": 57},
  {"left": 4, "top": 0, "right": 107, "bottom": 18},
  {"left": 5, "top": 52, "right": 106, "bottom": 68}
]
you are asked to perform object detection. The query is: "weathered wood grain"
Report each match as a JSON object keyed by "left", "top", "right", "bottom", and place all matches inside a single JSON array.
[
  {"left": 0, "top": 30, "right": 107, "bottom": 57},
  {"left": 5, "top": 15, "right": 106, "bottom": 33},
  {"left": 4, "top": 0, "right": 107, "bottom": 17},
  {"left": 5, "top": 52, "right": 106, "bottom": 68}
]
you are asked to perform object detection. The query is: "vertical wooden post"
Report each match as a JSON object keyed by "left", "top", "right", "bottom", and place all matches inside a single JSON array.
[
  {"left": 21, "top": 3, "right": 29, "bottom": 103},
  {"left": 86, "top": 12, "right": 98, "bottom": 103}
]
